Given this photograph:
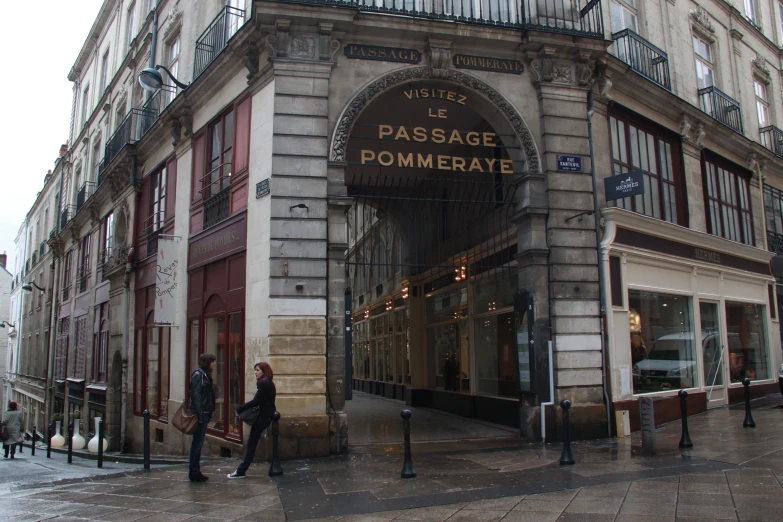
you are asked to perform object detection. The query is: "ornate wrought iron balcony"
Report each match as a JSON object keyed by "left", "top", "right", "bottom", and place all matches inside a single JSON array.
[
  {"left": 768, "top": 231, "right": 783, "bottom": 255},
  {"left": 76, "top": 181, "right": 96, "bottom": 213},
  {"left": 611, "top": 29, "right": 670, "bottom": 90},
  {"left": 39, "top": 242, "right": 45, "bottom": 258},
  {"left": 760, "top": 126, "right": 783, "bottom": 158},
  {"left": 698, "top": 86, "right": 743, "bottom": 134},
  {"left": 60, "top": 205, "right": 75, "bottom": 230},
  {"left": 194, "top": 5, "right": 245, "bottom": 79},
  {"left": 203, "top": 187, "right": 231, "bottom": 230},
  {"left": 263, "top": 0, "right": 603, "bottom": 37}
]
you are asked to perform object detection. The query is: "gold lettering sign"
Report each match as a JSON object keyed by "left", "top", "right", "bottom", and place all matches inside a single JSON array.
[
  {"left": 344, "top": 44, "right": 422, "bottom": 64},
  {"left": 452, "top": 54, "right": 524, "bottom": 75}
]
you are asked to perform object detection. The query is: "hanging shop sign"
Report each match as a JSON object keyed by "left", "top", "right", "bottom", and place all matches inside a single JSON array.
[
  {"left": 154, "top": 236, "right": 180, "bottom": 326},
  {"left": 344, "top": 44, "right": 422, "bottom": 63},
  {"left": 557, "top": 155, "right": 582, "bottom": 172},
  {"left": 453, "top": 54, "right": 523, "bottom": 74},
  {"left": 604, "top": 169, "right": 644, "bottom": 201}
]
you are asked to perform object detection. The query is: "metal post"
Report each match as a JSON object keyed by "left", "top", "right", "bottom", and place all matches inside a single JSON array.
[
  {"left": 143, "top": 409, "right": 150, "bottom": 471},
  {"left": 31, "top": 425, "right": 36, "bottom": 456},
  {"left": 743, "top": 378, "right": 756, "bottom": 428},
  {"left": 46, "top": 423, "right": 52, "bottom": 459},
  {"left": 559, "top": 400, "right": 575, "bottom": 465},
  {"left": 67, "top": 420, "right": 73, "bottom": 464},
  {"left": 268, "top": 411, "right": 283, "bottom": 477},
  {"left": 400, "top": 409, "right": 417, "bottom": 478},
  {"left": 97, "top": 418, "right": 104, "bottom": 469},
  {"left": 678, "top": 390, "right": 693, "bottom": 448}
]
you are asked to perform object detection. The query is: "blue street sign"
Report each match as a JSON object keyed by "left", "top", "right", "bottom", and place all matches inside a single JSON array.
[{"left": 557, "top": 155, "right": 582, "bottom": 172}]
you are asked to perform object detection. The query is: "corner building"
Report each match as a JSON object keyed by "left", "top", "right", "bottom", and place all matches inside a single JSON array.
[{"left": 51, "top": 0, "right": 783, "bottom": 458}]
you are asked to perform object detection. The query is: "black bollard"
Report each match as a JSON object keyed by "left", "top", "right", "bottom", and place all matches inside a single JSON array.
[
  {"left": 678, "top": 390, "right": 693, "bottom": 448},
  {"left": 143, "top": 409, "right": 151, "bottom": 471},
  {"left": 743, "top": 378, "right": 756, "bottom": 428},
  {"left": 67, "top": 420, "right": 74, "bottom": 464},
  {"left": 559, "top": 400, "right": 575, "bottom": 465},
  {"left": 97, "top": 417, "right": 104, "bottom": 469},
  {"left": 400, "top": 409, "right": 417, "bottom": 478},
  {"left": 31, "top": 425, "right": 36, "bottom": 456},
  {"left": 46, "top": 423, "right": 52, "bottom": 459},
  {"left": 268, "top": 411, "right": 283, "bottom": 477}
]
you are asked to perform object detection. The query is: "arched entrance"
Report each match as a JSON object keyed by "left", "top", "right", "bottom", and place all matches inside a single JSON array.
[{"left": 332, "top": 68, "right": 542, "bottom": 441}]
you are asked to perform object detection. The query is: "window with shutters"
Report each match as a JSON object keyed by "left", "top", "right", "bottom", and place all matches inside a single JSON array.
[
  {"left": 93, "top": 303, "right": 109, "bottom": 383},
  {"left": 72, "top": 316, "right": 88, "bottom": 379},
  {"left": 55, "top": 318, "right": 70, "bottom": 380},
  {"left": 702, "top": 152, "right": 754, "bottom": 245}
]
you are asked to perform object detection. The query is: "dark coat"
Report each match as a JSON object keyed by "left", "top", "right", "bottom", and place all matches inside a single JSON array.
[
  {"left": 237, "top": 379, "right": 276, "bottom": 422},
  {"left": 2, "top": 409, "right": 23, "bottom": 444},
  {"left": 189, "top": 368, "right": 216, "bottom": 422}
]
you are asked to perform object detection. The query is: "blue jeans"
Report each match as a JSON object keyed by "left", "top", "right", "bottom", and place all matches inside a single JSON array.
[
  {"left": 189, "top": 415, "right": 210, "bottom": 474},
  {"left": 237, "top": 418, "right": 271, "bottom": 473}
]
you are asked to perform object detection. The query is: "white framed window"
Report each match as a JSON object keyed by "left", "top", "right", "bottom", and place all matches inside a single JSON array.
[
  {"left": 126, "top": 3, "right": 136, "bottom": 50},
  {"left": 81, "top": 85, "right": 90, "bottom": 128},
  {"left": 755, "top": 80, "right": 770, "bottom": 128},
  {"left": 693, "top": 35, "right": 714, "bottom": 90},
  {"left": 610, "top": 0, "right": 638, "bottom": 33},
  {"left": 99, "top": 49, "right": 110, "bottom": 94},
  {"left": 92, "top": 140, "right": 102, "bottom": 182},
  {"left": 226, "top": 0, "right": 243, "bottom": 37},
  {"left": 745, "top": 0, "right": 758, "bottom": 25},
  {"left": 165, "top": 35, "right": 180, "bottom": 105}
]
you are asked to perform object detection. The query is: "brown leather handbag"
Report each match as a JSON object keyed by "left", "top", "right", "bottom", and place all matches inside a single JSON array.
[{"left": 172, "top": 404, "right": 198, "bottom": 435}]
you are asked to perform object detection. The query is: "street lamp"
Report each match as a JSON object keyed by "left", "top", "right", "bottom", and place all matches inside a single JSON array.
[
  {"left": 138, "top": 65, "right": 189, "bottom": 92},
  {"left": 21, "top": 282, "right": 46, "bottom": 294},
  {"left": 0, "top": 321, "right": 16, "bottom": 328}
]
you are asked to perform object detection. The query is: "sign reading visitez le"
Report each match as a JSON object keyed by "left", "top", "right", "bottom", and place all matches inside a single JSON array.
[{"left": 349, "top": 84, "right": 516, "bottom": 175}]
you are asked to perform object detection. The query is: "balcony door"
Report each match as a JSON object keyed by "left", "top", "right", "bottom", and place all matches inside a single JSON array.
[{"left": 700, "top": 301, "right": 727, "bottom": 407}]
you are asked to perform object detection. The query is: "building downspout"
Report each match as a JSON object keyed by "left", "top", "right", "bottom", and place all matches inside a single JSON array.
[
  {"left": 587, "top": 78, "right": 612, "bottom": 438},
  {"left": 120, "top": 246, "right": 134, "bottom": 453}
]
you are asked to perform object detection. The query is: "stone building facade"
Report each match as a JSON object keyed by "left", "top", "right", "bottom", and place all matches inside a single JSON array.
[{"left": 10, "top": 0, "right": 783, "bottom": 458}]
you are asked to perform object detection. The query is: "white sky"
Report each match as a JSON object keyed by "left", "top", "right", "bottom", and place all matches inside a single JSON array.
[{"left": 0, "top": 0, "right": 104, "bottom": 275}]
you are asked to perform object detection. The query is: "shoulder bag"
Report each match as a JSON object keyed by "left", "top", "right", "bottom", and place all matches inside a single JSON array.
[
  {"left": 0, "top": 424, "right": 8, "bottom": 442},
  {"left": 238, "top": 406, "right": 260, "bottom": 426},
  {"left": 172, "top": 403, "right": 198, "bottom": 435}
]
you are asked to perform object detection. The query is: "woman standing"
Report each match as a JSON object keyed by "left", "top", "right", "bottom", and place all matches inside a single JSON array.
[
  {"left": 2, "top": 401, "right": 23, "bottom": 459},
  {"left": 227, "top": 362, "right": 276, "bottom": 479},
  {"left": 188, "top": 353, "right": 216, "bottom": 482}
]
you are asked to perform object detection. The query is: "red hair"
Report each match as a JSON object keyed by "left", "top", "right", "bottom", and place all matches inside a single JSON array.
[{"left": 255, "top": 361, "right": 273, "bottom": 380}]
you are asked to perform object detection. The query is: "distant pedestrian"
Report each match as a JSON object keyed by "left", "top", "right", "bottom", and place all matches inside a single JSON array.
[
  {"left": 188, "top": 353, "right": 216, "bottom": 482},
  {"left": 2, "top": 401, "right": 23, "bottom": 459},
  {"left": 228, "top": 362, "right": 276, "bottom": 479}
]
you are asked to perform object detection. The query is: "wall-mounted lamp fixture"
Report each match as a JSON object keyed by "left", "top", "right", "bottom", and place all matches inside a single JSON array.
[
  {"left": 138, "top": 65, "right": 189, "bottom": 92},
  {"left": 0, "top": 321, "right": 17, "bottom": 329},
  {"left": 22, "top": 282, "right": 46, "bottom": 294}
]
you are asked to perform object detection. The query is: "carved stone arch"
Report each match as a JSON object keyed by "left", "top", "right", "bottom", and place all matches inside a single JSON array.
[{"left": 329, "top": 66, "right": 541, "bottom": 174}]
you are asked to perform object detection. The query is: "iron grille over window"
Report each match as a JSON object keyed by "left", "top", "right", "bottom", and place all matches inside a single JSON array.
[{"left": 203, "top": 187, "right": 230, "bottom": 229}]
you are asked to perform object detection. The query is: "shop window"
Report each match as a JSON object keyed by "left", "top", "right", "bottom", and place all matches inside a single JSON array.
[
  {"left": 609, "top": 107, "right": 686, "bottom": 225},
  {"left": 725, "top": 302, "right": 769, "bottom": 382},
  {"left": 629, "top": 289, "right": 696, "bottom": 394},
  {"left": 204, "top": 311, "right": 243, "bottom": 438},
  {"left": 54, "top": 318, "right": 69, "bottom": 380},
  {"left": 763, "top": 185, "right": 783, "bottom": 243},
  {"left": 703, "top": 154, "right": 754, "bottom": 246},
  {"left": 426, "top": 287, "right": 469, "bottom": 392},
  {"left": 134, "top": 314, "right": 171, "bottom": 420}
]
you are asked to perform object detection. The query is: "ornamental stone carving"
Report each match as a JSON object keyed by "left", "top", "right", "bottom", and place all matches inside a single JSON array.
[
  {"left": 266, "top": 19, "right": 340, "bottom": 63},
  {"left": 679, "top": 114, "right": 692, "bottom": 140},
  {"left": 689, "top": 5, "right": 715, "bottom": 34},
  {"left": 694, "top": 124, "right": 706, "bottom": 148},
  {"left": 528, "top": 57, "right": 553, "bottom": 84},
  {"left": 752, "top": 53, "right": 771, "bottom": 83},
  {"left": 164, "top": 0, "right": 182, "bottom": 42},
  {"left": 329, "top": 67, "right": 541, "bottom": 174},
  {"left": 242, "top": 40, "right": 261, "bottom": 80},
  {"left": 428, "top": 38, "right": 452, "bottom": 71},
  {"left": 552, "top": 62, "right": 573, "bottom": 84},
  {"left": 597, "top": 67, "right": 613, "bottom": 101}
]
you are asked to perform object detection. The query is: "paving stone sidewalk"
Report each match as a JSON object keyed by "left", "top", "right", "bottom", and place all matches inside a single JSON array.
[{"left": 2, "top": 395, "right": 783, "bottom": 521}]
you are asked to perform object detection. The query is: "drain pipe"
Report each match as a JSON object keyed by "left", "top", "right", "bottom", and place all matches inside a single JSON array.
[
  {"left": 587, "top": 77, "right": 612, "bottom": 438},
  {"left": 540, "top": 340, "right": 555, "bottom": 444}
]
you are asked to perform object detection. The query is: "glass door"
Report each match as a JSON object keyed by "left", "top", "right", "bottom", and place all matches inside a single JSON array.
[{"left": 699, "top": 301, "right": 727, "bottom": 407}]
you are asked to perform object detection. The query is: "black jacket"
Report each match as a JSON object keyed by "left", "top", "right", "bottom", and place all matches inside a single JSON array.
[
  {"left": 189, "top": 368, "right": 216, "bottom": 421},
  {"left": 237, "top": 379, "right": 276, "bottom": 421}
]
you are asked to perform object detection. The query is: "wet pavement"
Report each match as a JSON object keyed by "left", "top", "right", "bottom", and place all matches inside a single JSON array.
[{"left": 2, "top": 393, "right": 783, "bottom": 521}]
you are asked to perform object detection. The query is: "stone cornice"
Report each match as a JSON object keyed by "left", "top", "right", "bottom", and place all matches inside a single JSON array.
[
  {"left": 601, "top": 207, "right": 773, "bottom": 267},
  {"left": 68, "top": 0, "right": 118, "bottom": 82}
]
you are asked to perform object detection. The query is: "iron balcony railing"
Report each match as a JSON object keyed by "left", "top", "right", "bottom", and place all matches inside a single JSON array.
[
  {"left": 768, "top": 231, "right": 783, "bottom": 255},
  {"left": 147, "top": 230, "right": 160, "bottom": 258},
  {"left": 203, "top": 187, "right": 231, "bottom": 230},
  {"left": 39, "top": 242, "right": 45, "bottom": 258},
  {"left": 698, "top": 86, "right": 743, "bottom": 134},
  {"left": 194, "top": 6, "right": 245, "bottom": 79},
  {"left": 142, "top": 210, "right": 166, "bottom": 257},
  {"left": 611, "top": 29, "right": 670, "bottom": 90},
  {"left": 77, "top": 264, "right": 91, "bottom": 294},
  {"left": 60, "top": 205, "right": 75, "bottom": 230},
  {"left": 138, "top": 86, "right": 175, "bottom": 136},
  {"left": 760, "top": 126, "right": 783, "bottom": 158},
  {"left": 62, "top": 277, "right": 71, "bottom": 301},
  {"left": 31, "top": 252, "right": 37, "bottom": 266},
  {"left": 264, "top": 0, "right": 603, "bottom": 36},
  {"left": 97, "top": 161, "right": 106, "bottom": 185},
  {"left": 102, "top": 107, "right": 159, "bottom": 174},
  {"left": 76, "top": 181, "right": 96, "bottom": 213},
  {"left": 49, "top": 228, "right": 56, "bottom": 240}
]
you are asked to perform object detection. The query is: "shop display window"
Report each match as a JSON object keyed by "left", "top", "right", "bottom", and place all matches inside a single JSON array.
[
  {"left": 629, "top": 290, "right": 696, "bottom": 394},
  {"left": 474, "top": 312, "right": 517, "bottom": 397},
  {"left": 725, "top": 302, "right": 769, "bottom": 382},
  {"left": 205, "top": 315, "right": 226, "bottom": 432}
]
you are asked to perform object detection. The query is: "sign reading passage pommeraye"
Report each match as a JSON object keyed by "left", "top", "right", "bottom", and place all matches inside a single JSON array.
[
  {"left": 557, "top": 155, "right": 582, "bottom": 172},
  {"left": 605, "top": 169, "right": 645, "bottom": 201}
]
